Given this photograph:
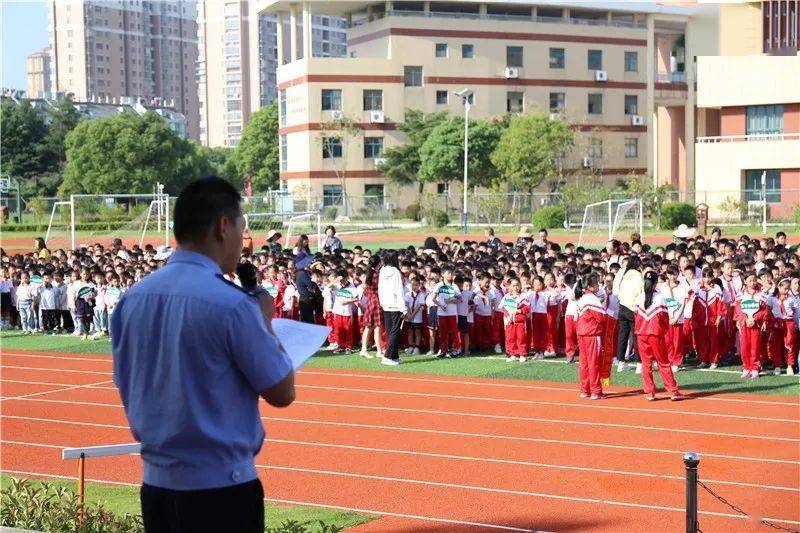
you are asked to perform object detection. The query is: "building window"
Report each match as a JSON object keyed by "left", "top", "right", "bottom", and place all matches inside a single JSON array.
[
  {"left": 744, "top": 169, "right": 781, "bottom": 203},
  {"left": 549, "top": 92, "right": 565, "bottom": 113},
  {"left": 364, "top": 137, "right": 384, "bottom": 158},
  {"left": 404, "top": 66, "right": 423, "bottom": 87},
  {"left": 506, "top": 46, "right": 523, "bottom": 67},
  {"left": 625, "top": 51, "right": 638, "bottom": 72},
  {"left": 322, "top": 137, "right": 342, "bottom": 158},
  {"left": 321, "top": 89, "right": 342, "bottom": 111},
  {"left": 436, "top": 183, "right": 448, "bottom": 194},
  {"left": 506, "top": 91, "right": 524, "bottom": 113},
  {"left": 462, "top": 44, "right": 474, "bottom": 58},
  {"left": 436, "top": 90, "right": 448, "bottom": 105},
  {"left": 279, "top": 90, "right": 286, "bottom": 125},
  {"left": 322, "top": 185, "right": 343, "bottom": 207},
  {"left": 549, "top": 48, "right": 564, "bottom": 69},
  {"left": 363, "top": 89, "right": 382, "bottom": 111},
  {"left": 280, "top": 135, "right": 287, "bottom": 171},
  {"left": 435, "top": 43, "right": 447, "bottom": 57},
  {"left": 746, "top": 104, "right": 783, "bottom": 135},
  {"left": 588, "top": 93, "right": 602, "bottom": 114},
  {"left": 624, "top": 95, "right": 638, "bottom": 115},
  {"left": 588, "top": 49, "right": 603, "bottom": 70},
  {"left": 588, "top": 138, "right": 602, "bottom": 159},
  {"left": 625, "top": 138, "right": 638, "bottom": 158},
  {"left": 364, "top": 184, "right": 385, "bottom": 207}
]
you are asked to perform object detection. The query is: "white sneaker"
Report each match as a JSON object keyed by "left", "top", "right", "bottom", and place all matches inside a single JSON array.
[
  {"left": 493, "top": 344, "right": 503, "bottom": 354},
  {"left": 774, "top": 367, "right": 782, "bottom": 376},
  {"left": 617, "top": 361, "right": 627, "bottom": 372},
  {"left": 709, "top": 363, "right": 718, "bottom": 370},
  {"left": 740, "top": 369, "right": 750, "bottom": 379},
  {"left": 404, "top": 347, "right": 413, "bottom": 354},
  {"left": 544, "top": 351, "right": 556, "bottom": 357},
  {"left": 327, "top": 343, "right": 338, "bottom": 351},
  {"left": 412, "top": 347, "right": 420, "bottom": 355},
  {"left": 506, "top": 355, "right": 515, "bottom": 362},
  {"left": 787, "top": 366, "right": 796, "bottom": 375},
  {"left": 671, "top": 365, "right": 680, "bottom": 373},
  {"left": 381, "top": 357, "right": 400, "bottom": 366},
  {"left": 750, "top": 370, "right": 759, "bottom": 379},
  {"left": 635, "top": 363, "right": 643, "bottom": 374},
  {"left": 518, "top": 356, "right": 526, "bottom": 363},
  {"left": 697, "top": 362, "right": 708, "bottom": 369},
  {"left": 425, "top": 350, "right": 435, "bottom": 356}
]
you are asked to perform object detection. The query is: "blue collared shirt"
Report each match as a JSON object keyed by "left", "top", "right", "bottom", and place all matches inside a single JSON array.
[{"left": 112, "top": 250, "right": 292, "bottom": 490}]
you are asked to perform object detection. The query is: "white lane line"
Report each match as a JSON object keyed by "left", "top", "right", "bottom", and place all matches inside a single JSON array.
[
  {"left": 0, "top": 379, "right": 114, "bottom": 401},
  {"left": 7, "top": 395, "right": 795, "bottom": 442},
  {"left": 2, "top": 415, "right": 129, "bottom": 429},
  {"left": 296, "top": 384, "right": 798, "bottom": 423},
  {"left": 263, "top": 416, "right": 800, "bottom": 466},
  {"left": 2, "top": 352, "right": 112, "bottom": 363},
  {"left": 1, "top": 365, "right": 109, "bottom": 376},
  {"left": 0, "top": 468, "right": 538, "bottom": 532},
  {"left": 298, "top": 369, "right": 800, "bottom": 407},
  {"left": 294, "top": 400, "right": 800, "bottom": 442},
  {"left": 5, "top": 436, "right": 795, "bottom": 494},
  {"left": 259, "top": 464, "right": 800, "bottom": 526},
  {"left": 0, "top": 379, "right": 117, "bottom": 390}
]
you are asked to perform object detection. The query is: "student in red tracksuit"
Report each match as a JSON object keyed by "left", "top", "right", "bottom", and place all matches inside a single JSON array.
[
  {"left": 692, "top": 269, "right": 725, "bottom": 369},
  {"left": 331, "top": 270, "right": 359, "bottom": 353},
  {"left": 472, "top": 275, "right": 494, "bottom": 351},
  {"left": 433, "top": 266, "right": 461, "bottom": 356},
  {"left": 490, "top": 274, "right": 505, "bottom": 354},
  {"left": 563, "top": 273, "right": 579, "bottom": 364},
  {"left": 543, "top": 273, "right": 562, "bottom": 356},
  {"left": 734, "top": 273, "right": 771, "bottom": 379},
  {"left": 659, "top": 266, "right": 690, "bottom": 371},
  {"left": 635, "top": 271, "right": 684, "bottom": 401},
  {"left": 600, "top": 273, "right": 619, "bottom": 382},
  {"left": 503, "top": 278, "right": 530, "bottom": 362},
  {"left": 529, "top": 276, "right": 548, "bottom": 358},
  {"left": 575, "top": 274, "right": 606, "bottom": 400},
  {"left": 767, "top": 279, "right": 797, "bottom": 375}
]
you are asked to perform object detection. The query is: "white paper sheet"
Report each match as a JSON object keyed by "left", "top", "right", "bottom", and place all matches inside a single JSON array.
[{"left": 271, "top": 318, "right": 331, "bottom": 370}]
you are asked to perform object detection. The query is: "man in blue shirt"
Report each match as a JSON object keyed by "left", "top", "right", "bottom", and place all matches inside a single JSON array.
[{"left": 112, "top": 177, "right": 295, "bottom": 532}]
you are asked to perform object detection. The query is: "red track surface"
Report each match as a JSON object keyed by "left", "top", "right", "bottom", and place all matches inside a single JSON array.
[{"left": 1, "top": 349, "right": 799, "bottom": 532}]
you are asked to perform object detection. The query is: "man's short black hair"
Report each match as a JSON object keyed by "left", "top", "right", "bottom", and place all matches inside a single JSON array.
[{"left": 173, "top": 177, "right": 241, "bottom": 244}]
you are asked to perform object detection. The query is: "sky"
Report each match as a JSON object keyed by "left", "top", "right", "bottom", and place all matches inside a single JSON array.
[{"left": 1, "top": 0, "right": 49, "bottom": 91}]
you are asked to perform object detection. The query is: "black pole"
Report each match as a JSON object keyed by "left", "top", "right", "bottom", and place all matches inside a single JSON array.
[{"left": 684, "top": 452, "right": 700, "bottom": 533}]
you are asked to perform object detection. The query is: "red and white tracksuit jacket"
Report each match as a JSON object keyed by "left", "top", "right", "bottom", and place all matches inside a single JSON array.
[
  {"left": 564, "top": 285, "right": 578, "bottom": 358},
  {"left": 719, "top": 275, "right": 743, "bottom": 355},
  {"left": 767, "top": 295, "right": 796, "bottom": 368},
  {"left": 634, "top": 292, "right": 679, "bottom": 394},
  {"left": 576, "top": 293, "right": 606, "bottom": 395},
  {"left": 659, "top": 282, "right": 690, "bottom": 367},
  {"left": 692, "top": 286, "right": 726, "bottom": 364},
  {"left": 503, "top": 295, "right": 530, "bottom": 356},
  {"left": 734, "top": 291, "right": 771, "bottom": 372},
  {"left": 601, "top": 291, "right": 619, "bottom": 380}
]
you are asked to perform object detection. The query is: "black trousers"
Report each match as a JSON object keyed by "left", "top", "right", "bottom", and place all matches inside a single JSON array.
[
  {"left": 41, "top": 309, "right": 59, "bottom": 332},
  {"left": 299, "top": 299, "right": 316, "bottom": 324},
  {"left": 141, "top": 479, "right": 264, "bottom": 533},
  {"left": 616, "top": 306, "right": 639, "bottom": 361},
  {"left": 383, "top": 310, "right": 404, "bottom": 360},
  {"left": 60, "top": 309, "right": 74, "bottom": 332}
]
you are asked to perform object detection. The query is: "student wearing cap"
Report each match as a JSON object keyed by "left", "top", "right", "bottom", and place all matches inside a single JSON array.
[
  {"left": 112, "top": 177, "right": 294, "bottom": 533},
  {"left": 266, "top": 230, "right": 282, "bottom": 254}
]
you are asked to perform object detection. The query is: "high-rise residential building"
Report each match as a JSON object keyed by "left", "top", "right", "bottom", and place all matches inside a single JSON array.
[
  {"left": 197, "top": 0, "right": 346, "bottom": 147},
  {"left": 26, "top": 47, "right": 53, "bottom": 99},
  {"left": 47, "top": 0, "right": 200, "bottom": 138}
]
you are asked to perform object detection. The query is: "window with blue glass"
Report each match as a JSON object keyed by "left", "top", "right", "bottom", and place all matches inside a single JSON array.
[
  {"left": 364, "top": 137, "right": 384, "bottom": 159},
  {"left": 745, "top": 105, "right": 783, "bottom": 135},
  {"left": 744, "top": 169, "right": 781, "bottom": 203},
  {"left": 322, "top": 137, "right": 342, "bottom": 158},
  {"left": 321, "top": 89, "right": 341, "bottom": 111},
  {"left": 279, "top": 90, "right": 286, "bottom": 125}
]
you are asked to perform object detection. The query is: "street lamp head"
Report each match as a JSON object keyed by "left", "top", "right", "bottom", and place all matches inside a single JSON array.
[{"left": 453, "top": 88, "right": 473, "bottom": 99}]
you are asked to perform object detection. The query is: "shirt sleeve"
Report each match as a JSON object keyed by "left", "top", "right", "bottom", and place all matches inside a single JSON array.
[{"left": 227, "top": 298, "right": 293, "bottom": 393}]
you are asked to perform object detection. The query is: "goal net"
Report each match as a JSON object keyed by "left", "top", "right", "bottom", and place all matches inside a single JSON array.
[
  {"left": 244, "top": 211, "right": 321, "bottom": 253},
  {"left": 578, "top": 199, "right": 643, "bottom": 248},
  {"left": 71, "top": 194, "right": 169, "bottom": 249}
]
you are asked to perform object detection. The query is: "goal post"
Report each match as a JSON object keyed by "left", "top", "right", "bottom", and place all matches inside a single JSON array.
[
  {"left": 577, "top": 199, "right": 643, "bottom": 248},
  {"left": 244, "top": 210, "right": 322, "bottom": 253},
  {"left": 45, "top": 198, "right": 76, "bottom": 250}
]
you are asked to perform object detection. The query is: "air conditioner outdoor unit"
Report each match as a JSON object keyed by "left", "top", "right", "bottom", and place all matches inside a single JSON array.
[
  {"left": 582, "top": 157, "right": 591, "bottom": 168},
  {"left": 504, "top": 67, "right": 519, "bottom": 79},
  {"left": 370, "top": 110, "right": 385, "bottom": 123},
  {"left": 594, "top": 70, "right": 608, "bottom": 81},
  {"left": 330, "top": 110, "right": 344, "bottom": 120},
  {"left": 549, "top": 113, "right": 561, "bottom": 121},
  {"left": 373, "top": 157, "right": 386, "bottom": 166},
  {"left": 631, "top": 115, "right": 644, "bottom": 126}
]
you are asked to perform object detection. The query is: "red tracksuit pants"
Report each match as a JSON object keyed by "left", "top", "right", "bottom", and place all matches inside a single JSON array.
[
  {"left": 530, "top": 313, "right": 547, "bottom": 353},
  {"left": 739, "top": 326, "right": 763, "bottom": 371},
  {"left": 473, "top": 314, "right": 493, "bottom": 350},
  {"left": 565, "top": 316, "right": 578, "bottom": 358},
  {"left": 638, "top": 335, "right": 680, "bottom": 395},
  {"left": 666, "top": 323, "right": 686, "bottom": 366},
  {"left": 694, "top": 322, "right": 721, "bottom": 365},
  {"left": 505, "top": 321, "right": 528, "bottom": 356},
  {"left": 578, "top": 335, "right": 602, "bottom": 396},
  {"left": 492, "top": 311, "right": 505, "bottom": 347},
  {"left": 326, "top": 311, "right": 337, "bottom": 344},
  {"left": 333, "top": 314, "right": 354, "bottom": 350},
  {"left": 546, "top": 306, "right": 560, "bottom": 353},
  {"left": 768, "top": 319, "right": 797, "bottom": 368},
  {"left": 438, "top": 315, "right": 460, "bottom": 352}
]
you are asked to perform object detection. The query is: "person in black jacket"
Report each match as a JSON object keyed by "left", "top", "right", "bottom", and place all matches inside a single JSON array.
[{"left": 295, "top": 252, "right": 320, "bottom": 324}]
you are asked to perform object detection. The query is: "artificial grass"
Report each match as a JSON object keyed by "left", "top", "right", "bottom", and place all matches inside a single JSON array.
[
  {"left": 3, "top": 331, "right": 797, "bottom": 396},
  {"left": 0, "top": 474, "right": 374, "bottom": 531}
]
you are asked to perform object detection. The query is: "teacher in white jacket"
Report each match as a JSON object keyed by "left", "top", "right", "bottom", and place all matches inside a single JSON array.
[{"left": 378, "top": 251, "right": 406, "bottom": 366}]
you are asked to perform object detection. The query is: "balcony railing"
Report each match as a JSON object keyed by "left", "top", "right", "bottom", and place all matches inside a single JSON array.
[
  {"left": 696, "top": 133, "right": 800, "bottom": 143},
  {"left": 349, "top": 9, "right": 646, "bottom": 29},
  {"left": 655, "top": 72, "right": 687, "bottom": 84}
]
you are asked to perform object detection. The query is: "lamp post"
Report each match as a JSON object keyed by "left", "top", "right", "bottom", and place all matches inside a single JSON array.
[
  {"left": 761, "top": 170, "right": 767, "bottom": 235},
  {"left": 454, "top": 88, "right": 473, "bottom": 235}
]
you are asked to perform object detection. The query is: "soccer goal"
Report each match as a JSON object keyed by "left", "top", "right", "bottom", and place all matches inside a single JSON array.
[
  {"left": 577, "top": 199, "right": 643, "bottom": 247},
  {"left": 244, "top": 210, "right": 322, "bottom": 253}
]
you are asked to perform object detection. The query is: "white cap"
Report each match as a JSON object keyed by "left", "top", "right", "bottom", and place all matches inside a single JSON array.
[{"left": 153, "top": 245, "right": 173, "bottom": 261}]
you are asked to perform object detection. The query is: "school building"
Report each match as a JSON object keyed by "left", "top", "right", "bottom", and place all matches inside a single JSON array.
[{"left": 258, "top": 0, "right": 800, "bottom": 220}]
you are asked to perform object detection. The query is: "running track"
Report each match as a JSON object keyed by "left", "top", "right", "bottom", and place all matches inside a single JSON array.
[{"left": 1, "top": 350, "right": 799, "bottom": 532}]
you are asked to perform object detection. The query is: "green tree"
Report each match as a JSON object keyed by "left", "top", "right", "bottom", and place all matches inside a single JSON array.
[
  {"left": 60, "top": 112, "right": 210, "bottom": 195},
  {"left": 491, "top": 113, "right": 574, "bottom": 192},
  {"left": 232, "top": 102, "right": 279, "bottom": 192},
  {"left": 200, "top": 146, "right": 237, "bottom": 183},
  {"left": 0, "top": 99, "right": 49, "bottom": 179},
  {"left": 418, "top": 116, "right": 501, "bottom": 188},
  {"left": 377, "top": 109, "right": 448, "bottom": 195},
  {"left": 42, "top": 98, "right": 81, "bottom": 166},
  {"left": 619, "top": 173, "right": 675, "bottom": 229},
  {"left": 315, "top": 116, "right": 363, "bottom": 218}
]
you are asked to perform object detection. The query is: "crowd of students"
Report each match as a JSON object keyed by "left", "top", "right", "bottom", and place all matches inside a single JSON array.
[{"left": 2, "top": 227, "right": 798, "bottom": 400}]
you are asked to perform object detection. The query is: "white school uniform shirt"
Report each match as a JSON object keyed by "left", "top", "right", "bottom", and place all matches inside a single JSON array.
[
  {"left": 457, "top": 289, "right": 473, "bottom": 317},
  {"left": 404, "top": 290, "right": 426, "bottom": 324},
  {"left": 658, "top": 282, "right": 688, "bottom": 325},
  {"left": 15, "top": 284, "right": 35, "bottom": 307},
  {"left": 767, "top": 295, "right": 796, "bottom": 320},
  {"left": 718, "top": 275, "right": 743, "bottom": 305},
  {"left": 487, "top": 285, "right": 503, "bottom": 311},
  {"left": 54, "top": 282, "right": 69, "bottom": 310},
  {"left": 425, "top": 286, "right": 438, "bottom": 313},
  {"left": 322, "top": 285, "right": 334, "bottom": 313},
  {"left": 0, "top": 279, "right": 12, "bottom": 294},
  {"left": 332, "top": 283, "right": 357, "bottom": 317},
  {"left": 433, "top": 282, "right": 459, "bottom": 317},
  {"left": 543, "top": 287, "right": 562, "bottom": 307},
  {"left": 564, "top": 285, "right": 579, "bottom": 319},
  {"left": 603, "top": 291, "right": 620, "bottom": 320},
  {"left": 38, "top": 284, "right": 59, "bottom": 310},
  {"left": 529, "top": 290, "right": 548, "bottom": 315},
  {"left": 473, "top": 288, "right": 493, "bottom": 317},
  {"left": 794, "top": 294, "right": 800, "bottom": 329},
  {"left": 282, "top": 284, "right": 297, "bottom": 312},
  {"left": 94, "top": 285, "right": 107, "bottom": 310}
]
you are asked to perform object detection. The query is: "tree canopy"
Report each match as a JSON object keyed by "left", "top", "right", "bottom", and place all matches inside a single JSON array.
[
  {"left": 60, "top": 111, "right": 211, "bottom": 195},
  {"left": 0, "top": 99, "right": 49, "bottom": 180},
  {"left": 491, "top": 114, "right": 574, "bottom": 190},
  {"left": 232, "top": 101, "right": 279, "bottom": 192},
  {"left": 378, "top": 109, "right": 448, "bottom": 188},
  {"left": 418, "top": 116, "right": 501, "bottom": 188}
]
